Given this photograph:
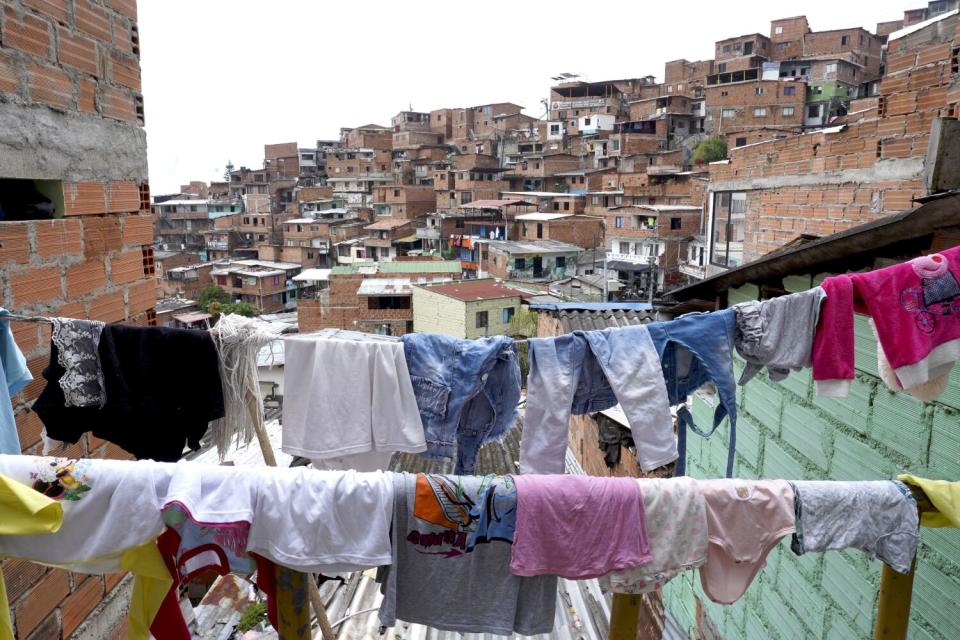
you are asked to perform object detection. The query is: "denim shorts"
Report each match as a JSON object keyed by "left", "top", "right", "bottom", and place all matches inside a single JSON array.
[{"left": 402, "top": 333, "right": 521, "bottom": 474}]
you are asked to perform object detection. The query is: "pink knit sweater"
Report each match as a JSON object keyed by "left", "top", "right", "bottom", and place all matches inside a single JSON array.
[{"left": 813, "top": 246, "right": 960, "bottom": 397}]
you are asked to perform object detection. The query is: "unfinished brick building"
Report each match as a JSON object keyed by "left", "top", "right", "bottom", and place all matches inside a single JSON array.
[
  {"left": 699, "top": 11, "right": 960, "bottom": 277},
  {"left": 0, "top": 0, "right": 156, "bottom": 637}
]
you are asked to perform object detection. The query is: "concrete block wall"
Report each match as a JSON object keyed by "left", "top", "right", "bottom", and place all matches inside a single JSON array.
[{"left": 662, "top": 275, "right": 960, "bottom": 640}]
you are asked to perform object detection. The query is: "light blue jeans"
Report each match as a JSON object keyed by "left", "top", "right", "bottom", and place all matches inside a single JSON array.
[{"left": 520, "top": 325, "right": 676, "bottom": 474}]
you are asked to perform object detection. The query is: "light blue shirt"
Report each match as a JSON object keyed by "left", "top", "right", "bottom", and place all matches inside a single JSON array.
[{"left": 0, "top": 310, "right": 32, "bottom": 454}]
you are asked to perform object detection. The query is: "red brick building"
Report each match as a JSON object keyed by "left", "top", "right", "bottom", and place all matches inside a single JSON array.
[{"left": 0, "top": 0, "right": 158, "bottom": 636}]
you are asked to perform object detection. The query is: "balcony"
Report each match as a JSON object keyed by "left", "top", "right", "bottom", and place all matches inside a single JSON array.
[
  {"left": 416, "top": 227, "right": 440, "bottom": 240},
  {"left": 679, "top": 261, "right": 707, "bottom": 279}
]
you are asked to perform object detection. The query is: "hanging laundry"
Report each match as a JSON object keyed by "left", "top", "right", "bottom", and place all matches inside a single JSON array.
[
  {"left": 733, "top": 287, "right": 826, "bottom": 384},
  {"left": 247, "top": 466, "right": 394, "bottom": 573},
  {"left": 49, "top": 318, "right": 107, "bottom": 408},
  {"left": 698, "top": 479, "right": 795, "bottom": 604},
  {"left": 0, "top": 455, "right": 173, "bottom": 640},
  {"left": 813, "top": 247, "right": 960, "bottom": 399},
  {"left": 898, "top": 474, "right": 960, "bottom": 528},
  {"left": 0, "top": 311, "right": 31, "bottom": 456},
  {"left": 0, "top": 473, "right": 63, "bottom": 640},
  {"left": 283, "top": 330, "right": 425, "bottom": 471},
  {"left": 646, "top": 310, "right": 738, "bottom": 477},
  {"left": 790, "top": 480, "right": 918, "bottom": 574},
  {"left": 378, "top": 473, "right": 557, "bottom": 636},
  {"left": 33, "top": 325, "right": 224, "bottom": 461},
  {"left": 598, "top": 419, "right": 635, "bottom": 468},
  {"left": 510, "top": 474, "right": 651, "bottom": 580},
  {"left": 874, "top": 319, "right": 950, "bottom": 401},
  {"left": 601, "top": 476, "right": 708, "bottom": 594},
  {"left": 465, "top": 474, "right": 516, "bottom": 550},
  {"left": 209, "top": 314, "right": 286, "bottom": 459},
  {"left": 520, "top": 325, "right": 675, "bottom": 474},
  {"left": 402, "top": 333, "right": 520, "bottom": 474}
]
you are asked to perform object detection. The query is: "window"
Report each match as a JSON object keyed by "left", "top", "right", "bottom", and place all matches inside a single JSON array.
[
  {"left": 753, "top": 107, "right": 767, "bottom": 117},
  {"left": 536, "top": 223, "right": 543, "bottom": 238},
  {"left": 782, "top": 106, "right": 795, "bottom": 116},
  {"left": 723, "top": 45, "right": 732, "bottom": 52},
  {"left": 710, "top": 191, "right": 746, "bottom": 268},
  {"left": 619, "top": 241, "right": 630, "bottom": 253},
  {"left": 812, "top": 85, "right": 823, "bottom": 95},
  {"left": 393, "top": 189, "right": 400, "bottom": 196},
  {"left": 735, "top": 137, "right": 747, "bottom": 147},
  {"left": 825, "top": 63, "right": 837, "bottom": 74},
  {"left": 502, "top": 307, "right": 515, "bottom": 323},
  {"left": 615, "top": 216, "right": 624, "bottom": 228},
  {"left": 475, "top": 311, "right": 488, "bottom": 328},
  {"left": 717, "top": 63, "right": 727, "bottom": 73},
  {"left": 563, "top": 202, "right": 570, "bottom": 211},
  {"left": 808, "top": 104, "right": 821, "bottom": 118},
  {"left": 721, "top": 108, "right": 736, "bottom": 118},
  {"left": 556, "top": 256, "right": 566, "bottom": 269},
  {"left": 584, "top": 117, "right": 592, "bottom": 125},
  {"left": 271, "top": 276, "right": 281, "bottom": 285},
  {"left": 553, "top": 202, "right": 560, "bottom": 211},
  {"left": 775, "top": 26, "right": 783, "bottom": 34},
  {"left": 841, "top": 35, "right": 849, "bottom": 45},
  {"left": 755, "top": 87, "right": 765, "bottom": 96},
  {"left": 784, "top": 86, "right": 796, "bottom": 96},
  {"left": 514, "top": 258, "right": 526, "bottom": 271},
  {"left": 247, "top": 277, "right": 257, "bottom": 286},
  {"left": 550, "top": 124, "right": 560, "bottom": 135},
  {"left": 670, "top": 217, "right": 682, "bottom": 230},
  {"left": 743, "top": 42, "right": 753, "bottom": 55}
]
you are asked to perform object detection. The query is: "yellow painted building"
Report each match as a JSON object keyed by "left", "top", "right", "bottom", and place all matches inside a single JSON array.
[{"left": 412, "top": 279, "right": 529, "bottom": 338}]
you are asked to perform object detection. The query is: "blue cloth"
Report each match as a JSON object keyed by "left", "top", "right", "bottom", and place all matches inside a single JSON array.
[
  {"left": 0, "top": 311, "right": 32, "bottom": 454},
  {"left": 402, "top": 334, "right": 520, "bottom": 474},
  {"left": 646, "top": 309, "right": 738, "bottom": 477},
  {"left": 466, "top": 475, "right": 517, "bottom": 550},
  {"left": 520, "top": 325, "right": 676, "bottom": 474}
]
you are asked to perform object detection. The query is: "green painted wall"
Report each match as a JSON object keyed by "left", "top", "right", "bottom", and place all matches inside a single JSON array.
[
  {"left": 662, "top": 274, "right": 960, "bottom": 640},
  {"left": 806, "top": 81, "right": 857, "bottom": 101}
]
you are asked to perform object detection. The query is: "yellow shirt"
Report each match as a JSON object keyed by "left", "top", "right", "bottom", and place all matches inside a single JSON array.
[
  {"left": 0, "top": 473, "right": 64, "bottom": 640},
  {"left": 898, "top": 474, "right": 960, "bottom": 528}
]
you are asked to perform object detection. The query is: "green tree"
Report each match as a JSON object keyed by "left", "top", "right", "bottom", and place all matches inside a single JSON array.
[
  {"left": 692, "top": 137, "right": 728, "bottom": 164},
  {"left": 208, "top": 301, "right": 256, "bottom": 317},
  {"left": 509, "top": 308, "right": 538, "bottom": 388},
  {"left": 197, "top": 285, "right": 230, "bottom": 309}
]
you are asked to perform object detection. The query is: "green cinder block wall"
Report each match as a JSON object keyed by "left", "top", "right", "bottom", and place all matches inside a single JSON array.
[{"left": 661, "top": 276, "right": 960, "bottom": 640}]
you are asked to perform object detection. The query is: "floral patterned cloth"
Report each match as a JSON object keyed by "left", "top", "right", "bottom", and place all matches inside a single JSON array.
[
  {"left": 600, "top": 477, "right": 708, "bottom": 594},
  {"left": 50, "top": 318, "right": 106, "bottom": 408}
]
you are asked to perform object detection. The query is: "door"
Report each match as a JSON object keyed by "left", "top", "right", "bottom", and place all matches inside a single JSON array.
[{"left": 533, "top": 256, "right": 543, "bottom": 278}]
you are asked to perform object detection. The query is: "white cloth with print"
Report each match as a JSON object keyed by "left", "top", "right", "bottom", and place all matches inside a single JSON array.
[
  {"left": 0, "top": 455, "right": 165, "bottom": 572},
  {"left": 600, "top": 477, "right": 708, "bottom": 594}
]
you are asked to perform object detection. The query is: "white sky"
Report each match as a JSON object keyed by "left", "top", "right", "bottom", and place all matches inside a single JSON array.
[{"left": 140, "top": 0, "right": 912, "bottom": 194}]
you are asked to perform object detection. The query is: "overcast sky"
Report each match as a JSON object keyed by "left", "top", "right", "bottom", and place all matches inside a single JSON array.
[{"left": 139, "top": 0, "right": 911, "bottom": 194}]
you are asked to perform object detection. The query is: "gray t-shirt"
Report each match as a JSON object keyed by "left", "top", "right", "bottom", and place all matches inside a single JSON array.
[{"left": 378, "top": 472, "right": 557, "bottom": 635}]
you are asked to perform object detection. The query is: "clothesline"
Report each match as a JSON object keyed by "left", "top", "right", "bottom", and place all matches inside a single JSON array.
[{"left": 0, "top": 453, "right": 953, "bottom": 640}]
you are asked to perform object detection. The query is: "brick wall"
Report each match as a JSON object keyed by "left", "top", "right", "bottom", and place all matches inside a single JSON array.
[
  {"left": 705, "top": 13, "right": 958, "bottom": 264},
  {"left": 0, "top": 0, "right": 152, "bottom": 636},
  {"left": 662, "top": 260, "right": 960, "bottom": 640},
  {"left": 705, "top": 80, "right": 806, "bottom": 135}
]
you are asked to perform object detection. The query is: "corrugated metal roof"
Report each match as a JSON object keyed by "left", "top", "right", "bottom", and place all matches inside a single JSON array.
[{"left": 557, "top": 309, "right": 655, "bottom": 332}]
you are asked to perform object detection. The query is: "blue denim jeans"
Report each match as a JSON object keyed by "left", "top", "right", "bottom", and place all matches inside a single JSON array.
[
  {"left": 646, "top": 309, "right": 738, "bottom": 477},
  {"left": 520, "top": 325, "right": 676, "bottom": 474},
  {"left": 402, "top": 333, "right": 521, "bottom": 474}
]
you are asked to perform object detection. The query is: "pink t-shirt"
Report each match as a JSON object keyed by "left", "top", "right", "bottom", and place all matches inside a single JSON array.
[{"left": 510, "top": 475, "right": 651, "bottom": 580}]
